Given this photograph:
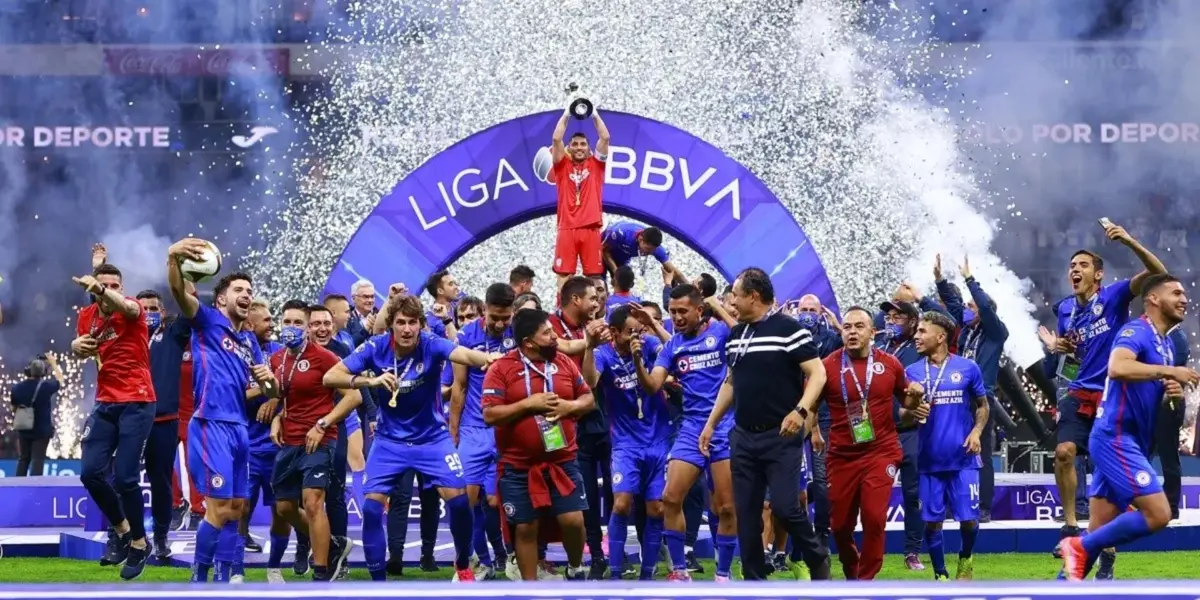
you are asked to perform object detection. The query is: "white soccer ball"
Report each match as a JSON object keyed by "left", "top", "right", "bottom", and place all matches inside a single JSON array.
[{"left": 180, "top": 240, "right": 222, "bottom": 283}]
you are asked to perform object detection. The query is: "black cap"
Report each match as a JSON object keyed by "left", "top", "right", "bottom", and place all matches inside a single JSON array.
[{"left": 878, "top": 300, "right": 919, "bottom": 320}]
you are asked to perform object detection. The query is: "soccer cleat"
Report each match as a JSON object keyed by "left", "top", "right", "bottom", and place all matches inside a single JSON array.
[
  {"left": 474, "top": 563, "right": 497, "bottom": 580},
  {"left": 386, "top": 556, "right": 405, "bottom": 577},
  {"left": 229, "top": 574, "right": 245, "bottom": 584},
  {"left": 934, "top": 572, "right": 950, "bottom": 581},
  {"left": 666, "top": 569, "right": 692, "bottom": 582},
  {"left": 537, "top": 560, "right": 559, "bottom": 580},
  {"left": 452, "top": 567, "right": 477, "bottom": 582},
  {"left": 978, "top": 510, "right": 992, "bottom": 524},
  {"left": 1094, "top": 550, "right": 1116, "bottom": 580},
  {"left": 330, "top": 536, "right": 353, "bottom": 580},
  {"left": 119, "top": 543, "right": 149, "bottom": 581},
  {"left": 184, "top": 512, "right": 204, "bottom": 532},
  {"left": 505, "top": 555, "right": 520, "bottom": 580},
  {"left": 293, "top": 541, "right": 311, "bottom": 576},
  {"left": 100, "top": 531, "right": 129, "bottom": 567},
  {"left": 904, "top": 553, "right": 925, "bottom": 571},
  {"left": 685, "top": 550, "right": 704, "bottom": 573},
  {"left": 587, "top": 556, "right": 609, "bottom": 580},
  {"left": 420, "top": 554, "right": 439, "bottom": 572},
  {"left": 266, "top": 568, "right": 286, "bottom": 584},
  {"left": 244, "top": 535, "right": 263, "bottom": 554},
  {"left": 564, "top": 565, "right": 587, "bottom": 581},
  {"left": 1060, "top": 536, "right": 1087, "bottom": 581},
  {"left": 955, "top": 556, "right": 974, "bottom": 580},
  {"left": 169, "top": 500, "right": 190, "bottom": 531},
  {"left": 771, "top": 552, "right": 788, "bottom": 574},
  {"left": 1053, "top": 525, "right": 1081, "bottom": 559},
  {"left": 788, "top": 559, "right": 812, "bottom": 581},
  {"left": 622, "top": 555, "right": 639, "bottom": 578},
  {"left": 714, "top": 574, "right": 732, "bottom": 583},
  {"left": 152, "top": 535, "right": 172, "bottom": 561}
]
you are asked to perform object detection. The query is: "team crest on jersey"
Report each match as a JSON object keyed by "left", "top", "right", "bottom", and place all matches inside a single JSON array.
[
  {"left": 613, "top": 473, "right": 623, "bottom": 485},
  {"left": 210, "top": 474, "right": 225, "bottom": 489},
  {"left": 502, "top": 502, "right": 516, "bottom": 517},
  {"left": 221, "top": 336, "right": 236, "bottom": 351},
  {"left": 705, "top": 336, "right": 716, "bottom": 348},
  {"left": 1120, "top": 328, "right": 1134, "bottom": 338},
  {"left": 677, "top": 358, "right": 690, "bottom": 373},
  {"left": 182, "top": 351, "right": 192, "bottom": 362},
  {"left": 1135, "top": 471, "right": 1152, "bottom": 487},
  {"left": 503, "top": 338, "right": 515, "bottom": 349},
  {"left": 871, "top": 362, "right": 886, "bottom": 375},
  {"left": 886, "top": 464, "right": 898, "bottom": 479},
  {"left": 950, "top": 372, "right": 962, "bottom": 384},
  {"left": 1092, "top": 303, "right": 1104, "bottom": 317},
  {"left": 297, "top": 360, "right": 311, "bottom": 373},
  {"left": 415, "top": 362, "right": 425, "bottom": 375},
  {"left": 81, "top": 425, "right": 91, "bottom": 440},
  {"left": 545, "top": 363, "right": 559, "bottom": 376}
]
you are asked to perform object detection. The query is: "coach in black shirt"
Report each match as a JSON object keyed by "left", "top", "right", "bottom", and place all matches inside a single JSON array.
[{"left": 700, "top": 267, "right": 830, "bottom": 580}]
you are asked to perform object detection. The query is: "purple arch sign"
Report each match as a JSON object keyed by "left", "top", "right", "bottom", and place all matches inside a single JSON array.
[{"left": 324, "top": 110, "right": 838, "bottom": 310}]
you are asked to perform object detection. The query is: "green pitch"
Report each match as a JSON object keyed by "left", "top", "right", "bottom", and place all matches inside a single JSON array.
[{"left": 2, "top": 553, "right": 1199, "bottom": 583}]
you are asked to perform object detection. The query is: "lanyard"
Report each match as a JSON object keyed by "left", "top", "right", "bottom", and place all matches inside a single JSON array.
[
  {"left": 731, "top": 325, "right": 755, "bottom": 365},
  {"left": 275, "top": 342, "right": 306, "bottom": 409},
  {"left": 888, "top": 338, "right": 912, "bottom": 356},
  {"left": 1147, "top": 316, "right": 1175, "bottom": 367},
  {"left": 522, "top": 356, "right": 552, "bottom": 397},
  {"left": 389, "top": 347, "right": 417, "bottom": 408},
  {"left": 555, "top": 312, "right": 578, "bottom": 340},
  {"left": 923, "top": 357, "right": 950, "bottom": 401},
  {"left": 840, "top": 350, "right": 875, "bottom": 418},
  {"left": 616, "top": 347, "right": 645, "bottom": 419},
  {"left": 963, "top": 325, "right": 984, "bottom": 358},
  {"left": 1066, "top": 293, "right": 1099, "bottom": 347}
]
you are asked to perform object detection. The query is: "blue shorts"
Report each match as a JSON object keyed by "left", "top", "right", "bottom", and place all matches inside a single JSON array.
[
  {"left": 459, "top": 426, "right": 498, "bottom": 496},
  {"left": 670, "top": 419, "right": 730, "bottom": 471},
  {"left": 498, "top": 460, "right": 588, "bottom": 524},
  {"left": 919, "top": 469, "right": 980, "bottom": 522},
  {"left": 273, "top": 445, "right": 335, "bottom": 502},
  {"left": 364, "top": 434, "right": 465, "bottom": 495},
  {"left": 248, "top": 448, "right": 277, "bottom": 506},
  {"left": 1057, "top": 391, "right": 1094, "bottom": 455},
  {"left": 1088, "top": 433, "right": 1162, "bottom": 511},
  {"left": 187, "top": 418, "right": 249, "bottom": 500},
  {"left": 345, "top": 410, "right": 361, "bottom": 437},
  {"left": 612, "top": 441, "right": 670, "bottom": 501}
]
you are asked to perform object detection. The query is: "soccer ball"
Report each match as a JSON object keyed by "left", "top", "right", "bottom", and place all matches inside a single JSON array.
[
  {"left": 180, "top": 240, "right": 222, "bottom": 283},
  {"left": 532, "top": 146, "right": 554, "bottom": 184}
]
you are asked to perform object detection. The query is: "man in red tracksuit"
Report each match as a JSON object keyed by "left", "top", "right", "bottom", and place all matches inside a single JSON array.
[{"left": 814, "top": 307, "right": 922, "bottom": 580}]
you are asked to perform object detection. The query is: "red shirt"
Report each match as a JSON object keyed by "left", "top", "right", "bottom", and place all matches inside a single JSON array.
[
  {"left": 548, "top": 312, "right": 586, "bottom": 371},
  {"left": 179, "top": 350, "right": 195, "bottom": 424},
  {"left": 482, "top": 350, "right": 592, "bottom": 469},
  {"left": 550, "top": 155, "right": 604, "bottom": 230},
  {"left": 821, "top": 348, "right": 906, "bottom": 461},
  {"left": 269, "top": 343, "right": 341, "bottom": 446},
  {"left": 76, "top": 301, "right": 155, "bottom": 403}
]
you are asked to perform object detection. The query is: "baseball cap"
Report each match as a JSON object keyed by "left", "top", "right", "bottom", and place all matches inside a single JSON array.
[{"left": 878, "top": 300, "right": 919, "bottom": 320}]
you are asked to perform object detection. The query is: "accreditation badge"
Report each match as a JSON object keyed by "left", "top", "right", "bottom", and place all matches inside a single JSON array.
[
  {"left": 536, "top": 415, "right": 567, "bottom": 451},
  {"left": 1057, "top": 354, "right": 1081, "bottom": 382},
  {"left": 850, "top": 414, "right": 876, "bottom": 444}
]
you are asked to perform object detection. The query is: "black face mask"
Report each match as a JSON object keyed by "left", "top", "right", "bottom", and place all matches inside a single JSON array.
[{"left": 535, "top": 342, "right": 558, "bottom": 362}]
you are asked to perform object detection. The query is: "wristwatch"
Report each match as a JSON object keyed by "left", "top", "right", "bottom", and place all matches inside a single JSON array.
[
  {"left": 794, "top": 406, "right": 809, "bottom": 420},
  {"left": 316, "top": 418, "right": 329, "bottom": 431}
]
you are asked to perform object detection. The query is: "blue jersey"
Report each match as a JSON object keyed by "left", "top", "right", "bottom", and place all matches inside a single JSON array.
[
  {"left": 1055, "top": 280, "right": 1135, "bottom": 392},
  {"left": 191, "top": 305, "right": 263, "bottom": 424},
  {"left": 654, "top": 319, "right": 731, "bottom": 424},
  {"left": 1095, "top": 318, "right": 1174, "bottom": 454},
  {"left": 425, "top": 312, "right": 448, "bottom": 338},
  {"left": 603, "top": 222, "right": 670, "bottom": 267},
  {"left": 248, "top": 340, "right": 284, "bottom": 452},
  {"left": 595, "top": 336, "right": 673, "bottom": 446},
  {"left": 455, "top": 319, "right": 515, "bottom": 429},
  {"left": 606, "top": 293, "right": 642, "bottom": 317},
  {"left": 343, "top": 330, "right": 456, "bottom": 443},
  {"left": 906, "top": 354, "right": 987, "bottom": 473}
]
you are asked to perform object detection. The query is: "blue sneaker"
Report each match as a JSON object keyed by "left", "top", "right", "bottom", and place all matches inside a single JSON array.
[
  {"left": 100, "top": 531, "right": 129, "bottom": 567},
  {"left": 293, "top": 538, "right": 311, "bottom": 576},
  {"left": 120, "top": 543, "right": 149, "bottom": 580}
]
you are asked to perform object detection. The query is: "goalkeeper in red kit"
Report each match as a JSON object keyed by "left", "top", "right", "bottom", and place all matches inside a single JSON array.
[
  {"left": 811, "top": 307, "right": 924, "bottom": 580},
  {"left": 548, "top": 99, "right": 611, "bottom": 290}
]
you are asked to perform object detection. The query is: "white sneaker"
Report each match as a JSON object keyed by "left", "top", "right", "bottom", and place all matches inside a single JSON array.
[
  {"left": 537, "top": 563, "right": 558, "bottom": 580},
  {"left": 229, "top": 574, "right": 245, "bottom": 584},
  {"left": 266, "top": 569, "right": 285, "bottom": 584},
  {"left": 505, "top": 556, "right": 520, "bottom": 580}
]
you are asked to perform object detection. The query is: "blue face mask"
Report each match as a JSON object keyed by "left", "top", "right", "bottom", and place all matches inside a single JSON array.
[
  {"left": 145, "top": 312, "right": 162, "bottom": 331},
  {"left": 795, "top": 312, "right": 822, "bottom": 333},
  {"left": 963, "top": 308, "right": 977, "bottom": 325},
  {"left": 279, "top": 325, "right": 307, "bottom": 349},
  {"left": 885, "top": 322, "right": 906, "bottom": 340}
]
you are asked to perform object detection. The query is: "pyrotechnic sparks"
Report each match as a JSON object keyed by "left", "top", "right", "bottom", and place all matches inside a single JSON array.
[{"left": 0, "top": 351, "right": 89, "bottom": 460}]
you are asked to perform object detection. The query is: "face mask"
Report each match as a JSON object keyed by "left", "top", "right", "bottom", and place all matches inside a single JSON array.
[
  {"left": 963, "top": 308, "right": 977, "bottom": 325},
  {"left": 536, "top": 342, "right": 558, "bottom": 362},
  {"left": 145, "top": 312, "right": 162, "bottom": 331},
  {"left": 279, "top": 325, "right": 307, "bottom": 349},
  {"left": 885, "top": 323, "right": 906, "bottom": 340},
  {"left": 795, "top": 312, "right": 821, "bottom": 333}
]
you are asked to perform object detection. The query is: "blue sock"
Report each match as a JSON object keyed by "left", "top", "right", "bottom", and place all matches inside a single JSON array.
[
  {"left": 715, "top": 534, "right": 737, "bottom": 577},
  {"left": 191, "top": 520, "right": 220, "bottom": 583},
  {"left": 483, "top": 502, "right": 506, "bottom": 562},
  {"left": 707, "top": 510, "right": 719, "bottom": 541},
  {"left": 472, "top": 504, "right": 492, "bottom": 566},
  {"left": 362, "top": 499, "right": 388, "bottom": 581},
  {"left": 231, "top": 528, "right": 246, "bottom": 576},
  {"left": 1083, "top": 511, "right": 1151, "bottom": 556},
  {"left": 664, "top": 529, "right": 687, "bottom": 571},
  {"left": 924, "top": 527, "right": 947, "bottom": 575},
  {"left": 268, "top": 533, "right": 289, "bottom": 569},
  {"left": 608, "top": 511, "right": 629, "bottom": 579},
  {"left": 960, "top": 522, "right": 978, "bottom": 558},
  {"left": 351, "top": 470, "right": 366, "bottom": 516},
  {"left": 214, "top": 522, "right": 238, "bottom": 582},
  {"left": 447, "top": 495, "right": 474, "bottom": 570},
  {"left": 640, "top": 516, "right": 665, "bottom": 581}
]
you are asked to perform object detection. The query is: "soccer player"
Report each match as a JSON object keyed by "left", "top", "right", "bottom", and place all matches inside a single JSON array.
[
  {"left": 450, "top": 283, "right": 515, "bottom": 580},
  {"left": 425, "top": 269, "right": 461, "bottom": 339},
  {"left": 264, "top": 303, "right": 361, "bottom": 582},
  {"left": 601, "top": 222, "right": 686, "bottom": 284},
  {"left": 634, "top": 284, "right": 738, "bottom": 582},
  {"left": 549, "top": 105, "right": 611, "bottom": 289},
  {"left": 1039, "top": 221, "right": 1166, "bottom": 560},
  {"left": 605, "top": 266, "right": 642, "bottom": 316},
  {"left": 70, "top": 263, "right": 156, "bottom": 580},
  {"left": 819, "top": 307, "right": 918, "bottom": 580},
  {"left": 323, "top": 293, "right": 500, "bottom": 582},
  {"left": 166, "top": 238, "right": 279, "bottom": 583},
  {"left": 903, "top": 312, "right": 989, "bottom": 581},
  {"left": 145, "top": 289, "right": 190, "bottom": 561},
  {"left": 242, "top": 300, "right": 283, "bottom": 557},
  {"left": 510, "top": 265, "right": 536, "bottom": 296},
  {"left": 1061, "top": 274, "right": 1200, "bottom": 581},
  {"left": 582, "top": 304, "right": 671, "bottom": 580},
  {"left": 481, "top": 308, "right": 598, "bottom": 581}
]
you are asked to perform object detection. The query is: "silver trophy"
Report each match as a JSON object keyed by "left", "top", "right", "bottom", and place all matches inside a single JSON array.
[{"left": 565, "top": 82, "right": 594, "bottom": 120}]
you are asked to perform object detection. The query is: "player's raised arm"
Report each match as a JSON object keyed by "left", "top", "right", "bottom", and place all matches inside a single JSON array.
[
  {"left": 167, "top": 239, "right": 207, "bottom": 319},
  {"left": 593, "top": 108, "right": 611, "bottom": 159},
  {"left": 551, "top": 108, "right": 570, "bottom": 164}
]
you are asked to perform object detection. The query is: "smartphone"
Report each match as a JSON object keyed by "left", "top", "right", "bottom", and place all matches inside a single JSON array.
[{"left": 1098, "top": 217, "right": 1113, "bottom": 228}]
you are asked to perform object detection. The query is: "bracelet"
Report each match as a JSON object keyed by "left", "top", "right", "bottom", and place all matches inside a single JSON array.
[{"left": 349, "top": 375, "right": 358, "bottom": 388}]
